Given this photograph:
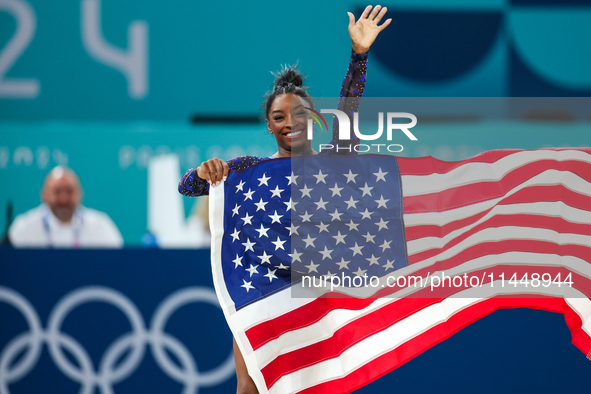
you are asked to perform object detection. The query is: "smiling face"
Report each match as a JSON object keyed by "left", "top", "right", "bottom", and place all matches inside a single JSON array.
[{"left": 267, "top": 93, "right": 314, "bottom": 157}]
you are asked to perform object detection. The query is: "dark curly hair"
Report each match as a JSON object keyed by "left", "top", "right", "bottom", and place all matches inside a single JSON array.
[{"left": 262, "top": 64, "right": 313, "bottom": 120}]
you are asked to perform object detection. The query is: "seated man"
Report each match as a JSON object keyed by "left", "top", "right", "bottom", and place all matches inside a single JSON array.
[{"left": 8, "top": 166, "right": 123, "bottom": 248}]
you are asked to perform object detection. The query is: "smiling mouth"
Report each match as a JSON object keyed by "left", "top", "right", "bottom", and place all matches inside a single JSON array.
[{"left": 285, "top": 130, "right": 303, "bottom": 137}]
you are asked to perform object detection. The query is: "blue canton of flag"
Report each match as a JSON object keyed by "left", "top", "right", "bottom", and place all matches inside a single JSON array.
[
  {"left": 215, "top": 155, "right": 408, "bottom": 310},
  {"left": 290, "top": 155, "right": 408, "bottom": 281},
  {"left": 219, "top": 158, "right": 293, "bottom": 310}
]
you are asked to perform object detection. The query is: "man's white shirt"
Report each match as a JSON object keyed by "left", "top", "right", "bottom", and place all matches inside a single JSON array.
[{"left": 9, "top": 205, "right": 123, "bottom": 248}]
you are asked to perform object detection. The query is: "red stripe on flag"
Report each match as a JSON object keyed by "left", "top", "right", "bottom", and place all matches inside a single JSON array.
[
  {"left": 298, "top": 297, "right": 583, "bottom": 394},
  {"left": 248, "top": 239, "right": 591, "bottom": 351},
  {"left": 261, "top": 297, "right": 441, "bottom": 388},
  {"left": 371, "top": 264, "right": 591, "bottom": 299},
  {"left": 408, "top": 214, "right": 591, "bottom": 263},
  {"left": 246, "top": 297, "right": 376, "bottom": 351},
  {"left": 403, "top": 160, "right": 591, "bottom": 213},
  {"left": 397, "top": 149, "right": 522, "bottom": 176},
  {"left": 261, "top": 267, "right": 591, "bottom": 387},
  {"left": 398, "top": 148, "right": 591, "bottom": 176},
  {"left": 405, "top": 184, "right": 591, "bottom": 241},
  {"left": 408, "top": 239, "right": 591, "bottom": 268}
]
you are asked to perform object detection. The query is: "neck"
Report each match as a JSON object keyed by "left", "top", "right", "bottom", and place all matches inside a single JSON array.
[
  {"left": 56, "top": 217, "right": 73, "bottom": 224},
  {"left": 274, "top": 144, "right": 316, "bottom": 158},
  {"left": 46, "top": 205, "right": 76, "bottom": 224}
]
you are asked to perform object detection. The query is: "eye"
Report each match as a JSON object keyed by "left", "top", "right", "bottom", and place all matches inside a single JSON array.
[{"left": 274, "top": 116, "right": 284, "bottom": 121}]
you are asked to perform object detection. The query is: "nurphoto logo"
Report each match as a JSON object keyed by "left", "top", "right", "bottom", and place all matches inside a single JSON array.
[{"left": 305, "top": 107, "right": 418, "bottom": 153}]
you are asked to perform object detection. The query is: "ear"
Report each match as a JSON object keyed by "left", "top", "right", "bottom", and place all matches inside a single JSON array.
[{"left": 267, "top": 120, "right": 272, "bottom": 133}]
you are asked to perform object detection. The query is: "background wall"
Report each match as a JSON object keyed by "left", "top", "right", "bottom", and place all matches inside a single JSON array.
[
  {"left": 1, "top": 0, "right": 591, "bottom": 244},
  {"left": 1, "top": 1, "right": 590, "bottom": 392}
]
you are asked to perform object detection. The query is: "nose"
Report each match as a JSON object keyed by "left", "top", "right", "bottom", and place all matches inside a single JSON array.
[
  {"left": 56, "top": 190, "right": 73, "bottom": 205},
  {"left": 57, "top": 193, "right": 69, "bottom": 205}
]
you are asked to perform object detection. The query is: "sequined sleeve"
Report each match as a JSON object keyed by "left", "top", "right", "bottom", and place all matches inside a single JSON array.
[
  {"left": 320, "top": 49, "right": 368, "bottom": 155},
  {"left": 178, "top": 156, "right": 269, "bottom": 197},
  {"left": 178, "top": 168, "right": 207, "bottom": 197}
]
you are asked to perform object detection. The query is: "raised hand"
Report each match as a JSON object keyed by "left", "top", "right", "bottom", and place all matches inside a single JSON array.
[{"left": 348, "top": 5, "right": 391, "bottom": 54}]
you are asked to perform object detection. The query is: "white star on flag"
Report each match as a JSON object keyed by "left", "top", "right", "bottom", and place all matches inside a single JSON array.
[
  {"left": 373, "top": 168, "right": 388, "bottom": 182},
  {"left": 300, "top": 184, "right": 313, "bottom": 198},
  {"left": 270, "top": 185, "right": 284, "bottom": 198},
  {"left": 313, "top": 170, "right": 328, "bottom": 184},
  {"left": 343, "top": 169, "right": 358, "bottom": 183},
  {"left": 243, "top": 188, "right": 255, "bottom": 200},
  {"left": 254, "top": 198, "right": 268, "bottom": 211},
  {"left": 258, "top": 173, "right": 271, "bottom": 186}
]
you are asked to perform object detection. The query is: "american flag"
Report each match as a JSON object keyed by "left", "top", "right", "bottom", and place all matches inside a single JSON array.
[{"left": 209, "top": 148, "right": 591, "bottom": 394}]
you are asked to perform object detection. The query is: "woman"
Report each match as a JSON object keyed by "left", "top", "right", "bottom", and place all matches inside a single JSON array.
[{"left": 179, "top": 5, "right": 390, "bottom": 393}]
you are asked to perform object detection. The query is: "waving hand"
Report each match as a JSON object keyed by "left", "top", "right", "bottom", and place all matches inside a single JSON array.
[{"left": 348, "top": 5, "right": 391, "bottom": 54}]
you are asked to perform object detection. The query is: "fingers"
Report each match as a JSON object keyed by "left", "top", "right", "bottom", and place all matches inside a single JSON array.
[
  {"left": 347, "top": 11, "right": 355, "bottom": 27},
  {"left": 221, "top": 160, "right": 230, "bottom": 183},
  {"left": 197, "top": 158, "right": 229, "bottom": 187},
  {"left": 356, "top": 5, "right": 390, "bottom": 28},
  {"left": 359, "top": 5, "right": 371, "bottom": 20},
  {"left": 374, "top": 6, "right": 387, "bottom": 24},
  {"left": 197, "top": 162, "right": 213, "bottom": 184},
  {"left": 379, "top": 18, "right": 392, "bottom": 31},
  {"left": 368, "top": 5, "right": 382, "bottom": 21}
]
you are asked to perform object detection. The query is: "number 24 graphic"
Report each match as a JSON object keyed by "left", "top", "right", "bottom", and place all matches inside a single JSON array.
[{"left": 0, "top": 0, "right": 148, "bottom": 99}]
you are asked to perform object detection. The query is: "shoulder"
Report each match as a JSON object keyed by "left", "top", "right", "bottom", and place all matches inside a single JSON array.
[
  {"left": 81, "top": 208, "right": 118, "bottom": 227},
  {"left": 10, "top": 206, "right": 44, "bottom": 230},
  {"left": 227, "top": 156, "right": 271, "bottom": 171},
  {"left": 80, "top": 207, "right": 123, "bottom": 247},
  {"left": 80, "top": 208, "right": 121, "bottom": 236},
  {"left": 8, "top": 206, "right": 46, "bottom": 246}
]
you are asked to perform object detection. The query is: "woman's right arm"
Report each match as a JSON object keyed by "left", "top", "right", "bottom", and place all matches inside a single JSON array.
[
  {"left": 178, "top": 156, "right": 270, "bottom": 197},
  {"left": 178, "top": 168, "right": 209, "bottom": 196},
  {"left": 178, "top": 158, "right": 229, "bottom": 197}
]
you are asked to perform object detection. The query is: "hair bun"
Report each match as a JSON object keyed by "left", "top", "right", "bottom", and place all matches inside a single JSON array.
[
  {"left": 263, "top": 63, "right": 311, "bottom": 120},
  {"left": 273, "top": 65, "right": 304, "bottom": 88}
]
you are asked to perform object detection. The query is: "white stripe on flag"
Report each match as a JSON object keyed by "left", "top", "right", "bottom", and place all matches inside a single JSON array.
[
  {"left": 250, "top": 251, "right": 591, "bottom": 369},
  {"left": 269, "top": 286, "right": 590, "bottom": 394},
  {"left": 401, "top": 149, "right": 591, "bottom": 196}
]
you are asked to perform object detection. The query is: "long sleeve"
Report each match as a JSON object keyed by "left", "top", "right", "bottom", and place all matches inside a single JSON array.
[
  {"left": 178, "top": 155, "right": 270, "bottom": 197},
  {"left": 321, "top": 49, "right": 368, "bottom": 155},
  {"left": 338, "top": 49, "right": 368, "bottom": 111},
  {"left": 178, "top": 168, "right": 208, "bottom": 197}
]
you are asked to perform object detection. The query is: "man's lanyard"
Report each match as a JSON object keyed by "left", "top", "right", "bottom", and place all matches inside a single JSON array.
[{"left": 42, "top": 208, "right": 83, "bottom": 248}]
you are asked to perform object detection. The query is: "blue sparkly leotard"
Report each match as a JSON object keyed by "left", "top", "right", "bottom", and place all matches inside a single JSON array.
[{"left": 178, "top": 49, "right": 368, "bottom": 197}]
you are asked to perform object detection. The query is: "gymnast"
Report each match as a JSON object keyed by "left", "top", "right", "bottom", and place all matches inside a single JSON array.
[{"left": 179, "top": 5, "right": 391, "bottom": 393}]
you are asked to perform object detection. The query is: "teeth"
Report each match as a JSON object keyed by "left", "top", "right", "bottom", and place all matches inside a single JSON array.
[{"left": 286, "top": 130, "right": 302, "bottom": 137}]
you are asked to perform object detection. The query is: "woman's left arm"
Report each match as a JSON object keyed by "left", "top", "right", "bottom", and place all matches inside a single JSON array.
[
  {"left": 339, "top": 5, "right": 391, "bottom": 102},
  {"left": 341, "top": 5, "right": 391, "bottom": 103},
  {"left": 328, "top": 6, "right": 391, "bottom": 154}
]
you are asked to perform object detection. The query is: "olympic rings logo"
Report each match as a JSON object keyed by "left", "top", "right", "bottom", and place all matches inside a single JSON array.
[{"left": 0, "top": 286, "right": 235, "bottom": 394}]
